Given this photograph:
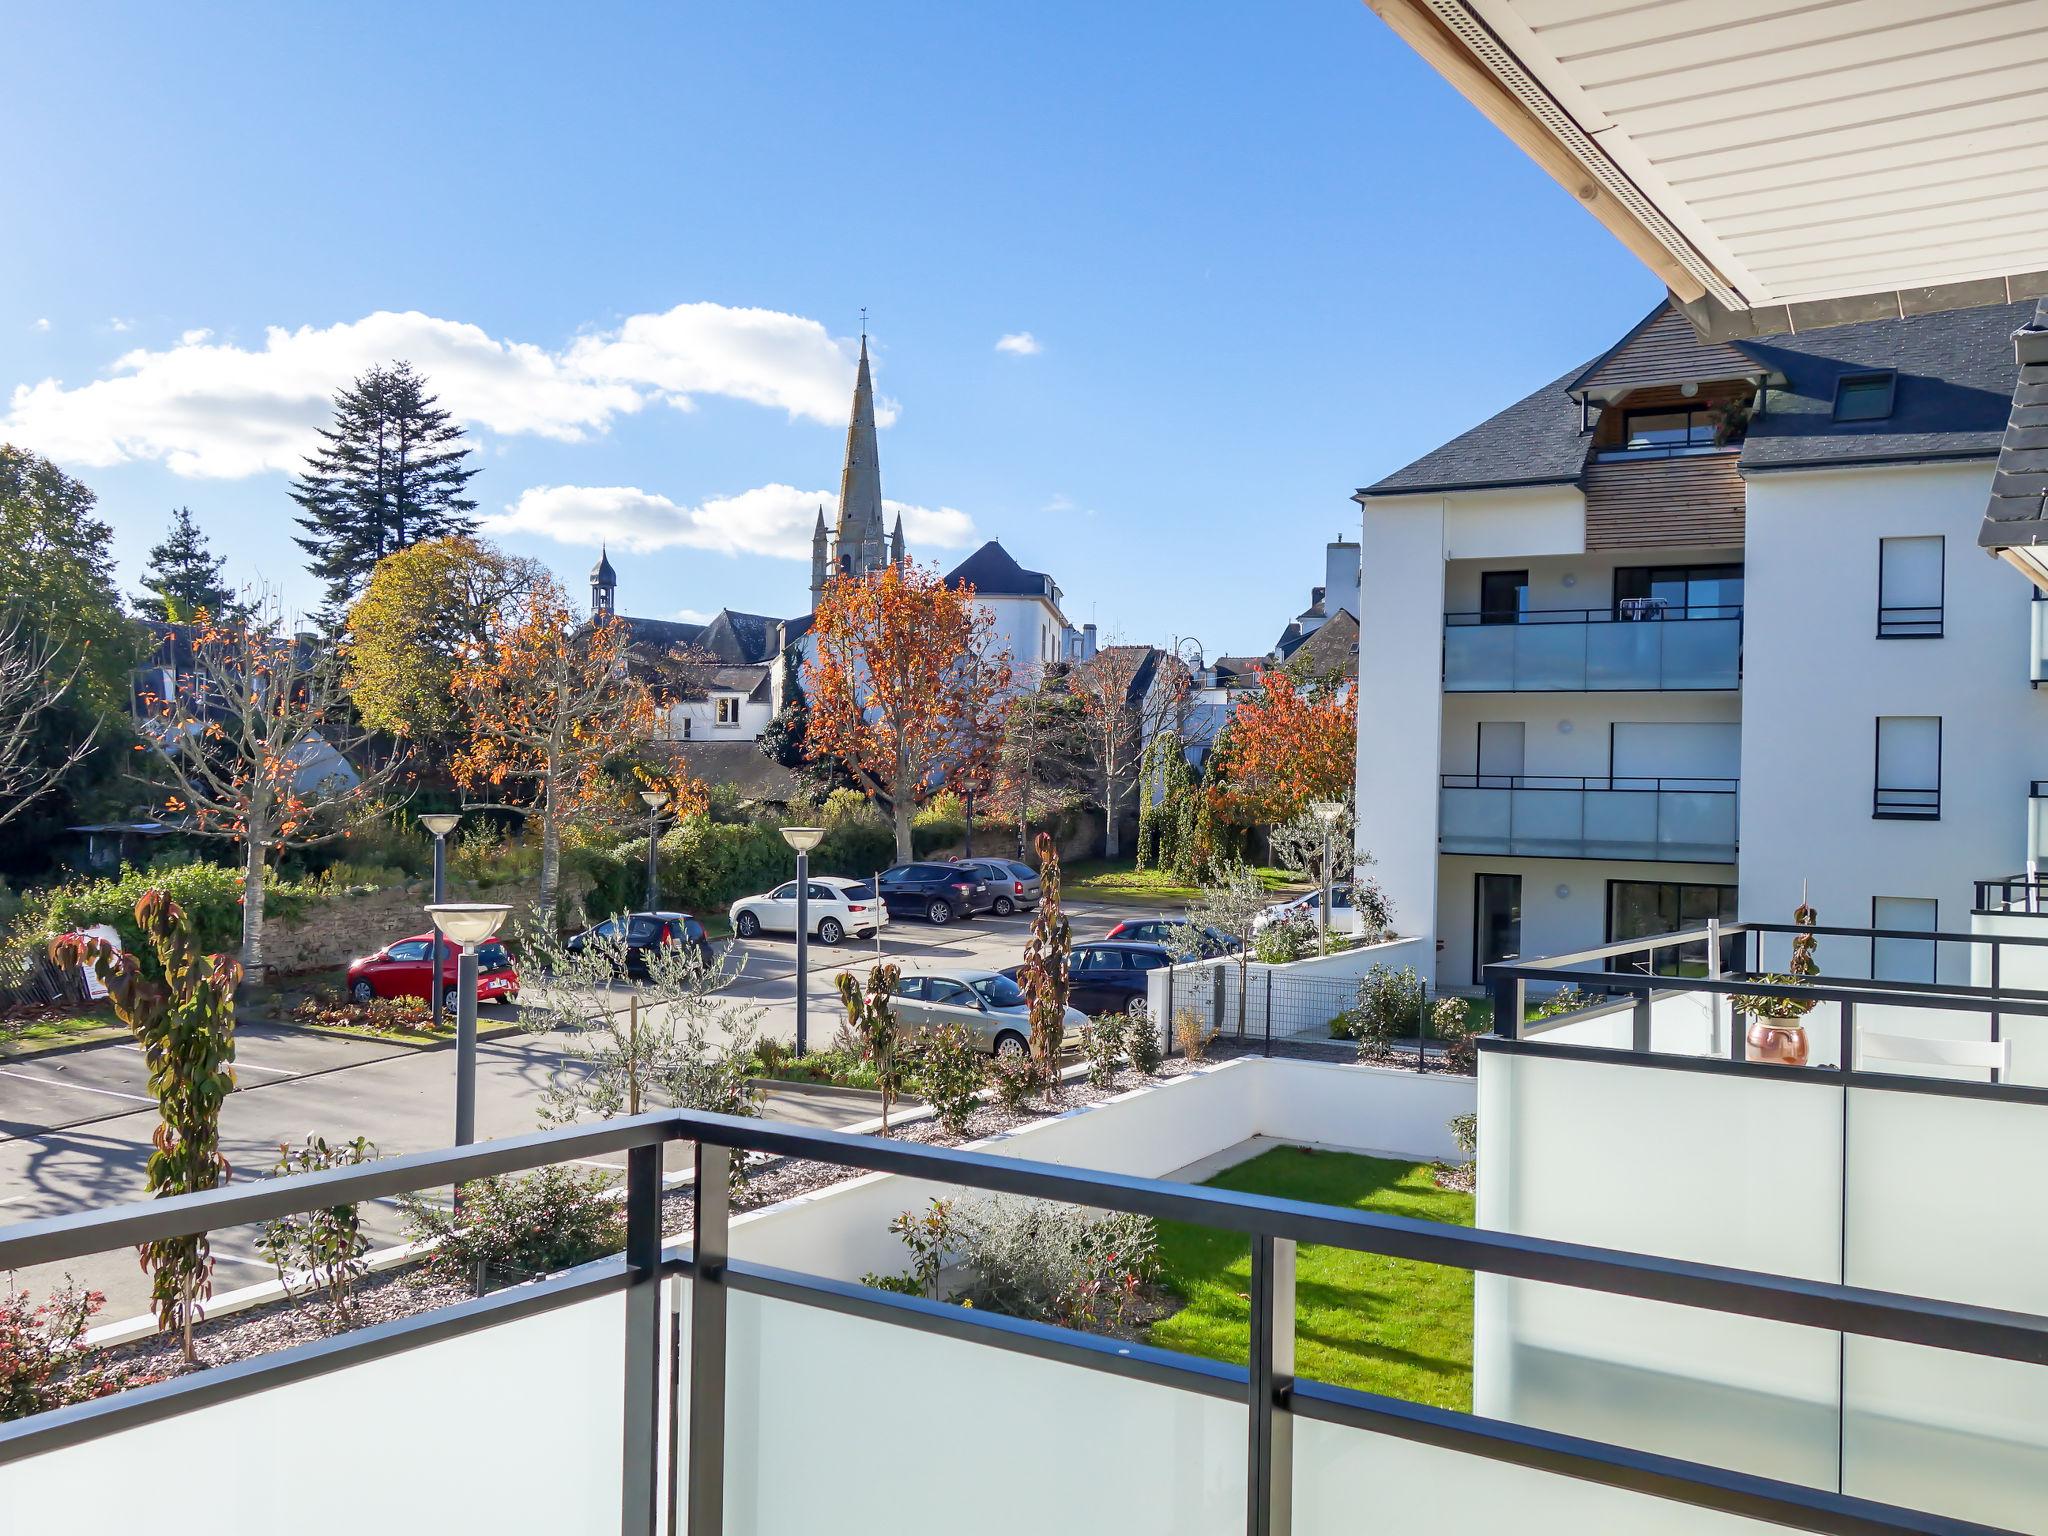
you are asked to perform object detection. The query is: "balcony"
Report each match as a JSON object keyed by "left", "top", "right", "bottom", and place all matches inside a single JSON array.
[
  {"left": 2, "top": 1095, "right": 2038, "bottom": 1536},
  {"left": 1444, "top": 606, "right": 1741, "bottom": 692},
  {"left": 1440, "top": 774, "right": 1738, "bottom": 863}
]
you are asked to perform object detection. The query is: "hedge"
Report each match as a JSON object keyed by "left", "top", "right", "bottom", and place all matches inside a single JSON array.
[{"left": 9, "top": 862, "right": 321, "bottom": 965}]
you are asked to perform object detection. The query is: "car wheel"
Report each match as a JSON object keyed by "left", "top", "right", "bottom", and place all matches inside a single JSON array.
[
  {"left": 993, "top": 1030, "right": 1027, "bottom": 1060},
  {"left": 926, "top": 899, "right": 954, "bottom": 925},
  {"left": 1126, "top": 994, "right": 1149, "bottom": 1019},
  {"left": 350, "top": 979, "right": 376, "bottom": 1003},
  {"left": 735, "top": 911, "right": 760, "bottom": 939},
  {"left": 991, "top": 895, "right": 1014, "bottom": 916},
  {"left": 818, "top": 917, "right": 844, "bottom": 945}
]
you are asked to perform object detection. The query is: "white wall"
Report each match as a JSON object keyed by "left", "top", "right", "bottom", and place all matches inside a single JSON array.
[
  {"left": 1740, "top": 460, "right": 2045, "bottom": 981},
  {"left": 664, "top": 695, "right": 772, "bottom": 742},
  {"left": 1441, "top": 692, "right": 1741, "bottom": 779},
  {"left": 1438, "top": 484, "right": 1584, "bottom": 562},
  {"left": 1355, "top": 495, "right": 1448, "bottom": 959},
  {"left": 981, "top": 592, "right": 1068, "bottom": 671}
]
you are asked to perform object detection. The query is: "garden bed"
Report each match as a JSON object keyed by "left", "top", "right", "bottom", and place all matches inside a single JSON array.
[{"left": 0, "top": 1001, "right": 124, "bottom": 1056}]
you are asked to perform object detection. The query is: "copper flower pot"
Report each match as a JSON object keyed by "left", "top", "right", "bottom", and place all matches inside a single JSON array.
[{"left": 1745, "top": 1015, "right": 1809, "bottom": 1066}]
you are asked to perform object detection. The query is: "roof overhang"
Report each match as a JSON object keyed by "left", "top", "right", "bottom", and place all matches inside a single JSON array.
[
  {"left": 1979, "top": 305, "right": 2048, "bottom": 590},
  {"left": 1365, "top": 0, "right": 2048, "bottom": 341}
]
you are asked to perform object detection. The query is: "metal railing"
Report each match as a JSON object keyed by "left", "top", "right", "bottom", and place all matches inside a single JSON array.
[
  {"left": 6, "top": 1103, "right": 2047, "bottom": 1534},
  {"left": 1443, "top": 604, "right": 1742, "bottom": 692},
  {"left": 1977, "top": 872, "right": 2048, "bottom": 913},
  {"left": 1440, "top": 775, "right": 1739, "bottom": 864},
  {"left": 1876, "top": 603, "right": 1943, "bottom": 639}
]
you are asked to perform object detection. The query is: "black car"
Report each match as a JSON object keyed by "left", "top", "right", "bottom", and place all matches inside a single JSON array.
[
  {"left": 1100, "top": 917, "right": 1242, "bottom": 957},
  {"left": 877, "top": 862, "right": 996, "bottom": 924},
  {"left": 565, "top": 911, "right": 712, "bottom": 976},
  {"left": 1000, "top": 941, "right": 1172, "bottom": 1018}
]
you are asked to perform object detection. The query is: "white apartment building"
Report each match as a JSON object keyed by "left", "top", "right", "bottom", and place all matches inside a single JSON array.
[{"left": 1355, "top": 298, "right": 2045, "bottom": 991}]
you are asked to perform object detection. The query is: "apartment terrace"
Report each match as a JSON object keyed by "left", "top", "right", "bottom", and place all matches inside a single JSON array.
[
  {"left": 2, "top": 1053, "right": 2042, "bottom": 1532},
  {"left": 1444, "top": 601, "right": 1742, "bottom": 694},
  {"left": 1480, "top": 914, "right": 2048, "bottom": 1531}
]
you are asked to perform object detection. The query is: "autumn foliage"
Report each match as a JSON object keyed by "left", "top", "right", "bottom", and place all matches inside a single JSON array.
[
  {"left": 1206, "top": 664, "right": 1354, "bottom": 827},
  {"left": 803, "top": 561, "right": 1011, "bottom": 860}
]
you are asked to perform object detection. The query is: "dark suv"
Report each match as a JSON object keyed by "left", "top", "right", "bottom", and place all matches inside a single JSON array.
[
  {"left": 1004, "top": 940, "right": 1170, "bottom": 1017},
  {"left": 878, "top": 863, "right": 995, "bottom": 924}
]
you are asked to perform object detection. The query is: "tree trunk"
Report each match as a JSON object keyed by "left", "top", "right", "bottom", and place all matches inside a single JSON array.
[
  {"left": 240, "top": 821, "right": 267, "bottom": 989},
  {"left": 539, "top": 811, "right": 562, "bottom": 929},
  {"left": 1102, "top": 769, "right": 1120, "bottom": 860},
  {"left": 890, "top": 762, "right": 913, "bottom": 862},
  {"left": 963, "top": 789, "right": 975, "bottom": 857}
]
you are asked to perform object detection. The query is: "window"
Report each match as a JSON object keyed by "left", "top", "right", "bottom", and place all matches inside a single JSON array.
[
  {"left": 1072, "top": 949, "right": 1119, "bottom": 973},
  {"left": 1872, "top": 896, "right": 1938, "bottom": 983},
  {"left": 1479, "top": 570, "right": 1528, "bottom": 626},
  {"left": 627, "top": 917, "right": 660, "bottom": 944},
  {"left": 927, "top": 979, "right": 975, "bottom": 1007},
  {"left": 1612, "top": 564, "right": 1744, "bottom": 620},
  {"left": 1874, "top": 716, "right": 1941, "bottom": 818},
  {"left": 1127, "top": 950, "right": 1167, "bottom": 971},
  {"left": 1877, "top": 536, "right": 1943, "bottom": 638},
  {"left": 1605, "top": 406, "right": 1719, "bottom": 458},
  {"left": 715, "top": 696, "right": 740, "bottom": 726},
  {"left": 970, "top": 974, "right": 1028, "bottom": 1009},
  {"left": 1833, "top": 371, "right": 1896, "bottom": 422},
  {"left": 769, "top": 882, "right": 797, "bottom": 900},
  {"left": 476, "top": 943, "right": 512, "bottom": 971},
  {"left": 1607, "top": 881, "right": 1740, "bottom": 976},
  {"left": 893, "top": 976, "right": 928, "bottom": 1002},
  {"left": 1473, "top": 873, "right": 1522, "bottom": 984},
  {"left": 386, "top": 939, "right": 431, "bottom": 962}
]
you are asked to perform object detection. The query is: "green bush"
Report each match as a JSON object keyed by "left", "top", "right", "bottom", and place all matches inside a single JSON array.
[
  {"left": 11, "top": 861, "right": 320, "bottom": 967},
  {"left": 1343, "top": 964, "right": 1427, "bottom": 1059},
  {"left": 909, "top": 1023, "right": 987, "bottom": 1135},
  {"left": 400, "top": 1165, "right": 626, "bottom": 1289}
]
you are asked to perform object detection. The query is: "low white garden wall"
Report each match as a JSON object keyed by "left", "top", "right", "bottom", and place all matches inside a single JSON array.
[
  {"left": 710, "top": 1056, "right": 1475, "bottom": 1287},
  {"left": 1145, "top": 935, "right": 1435, "bottom": 1039}
]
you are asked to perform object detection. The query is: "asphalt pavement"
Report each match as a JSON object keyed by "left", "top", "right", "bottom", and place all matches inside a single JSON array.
[{"left": 0, "top": 896, "right": 1140, "bottom": 1318}]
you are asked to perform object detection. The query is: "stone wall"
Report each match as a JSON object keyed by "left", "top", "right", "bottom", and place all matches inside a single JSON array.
[{"left": 264, "top": 871, "right": 590, "bottom": 975}]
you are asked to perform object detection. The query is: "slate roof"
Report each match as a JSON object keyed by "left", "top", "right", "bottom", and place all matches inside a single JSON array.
[
  {"left": 1091, "top": 643, "right": 1162, "bottom": 705},
  {"left": 660, "top": 740, "right": 803, "bottom": 804},
  {"left": 618, "top": 616, "right": 706, "bottom": 654},
  {"left": 620, "top": 609, "right": 782, "bottom": 665},
  {"left": 1363, "top": 300, "right": 2032, "bottom": 497},
  {"left": 945, "top": 540, "right": 1056, "bottom": 599},
  {"left": 1287, "top": 609, "right": 1359, "bottom": 681},
  {"left": 1979, "top": 301, "right": 2048, "bottom": 556}
]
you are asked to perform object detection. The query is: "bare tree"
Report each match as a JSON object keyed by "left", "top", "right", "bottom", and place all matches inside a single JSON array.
[
  {"left": 0, "top": 614, "right": 102, "bottom": 833},
  {"left": 1072, "top": 645, "right": 1190, "bottom": 861},
  {"left": 135, "top": 598, "right": 406, "bottom": 987},
  {"left": 993, "top": 663, "right": 1092, "bottom": 859}
]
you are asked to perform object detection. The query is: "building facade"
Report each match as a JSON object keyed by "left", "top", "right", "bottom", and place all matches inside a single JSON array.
[{"left": 1354, "top": 298, "right": 2044, "bottom": 990}]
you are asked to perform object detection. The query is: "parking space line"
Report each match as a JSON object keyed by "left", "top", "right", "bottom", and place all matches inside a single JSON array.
[
  {"left": 0, "top": 1067, "right": 154, "bottom": 1103},
  {"left": 116, "top": 1043, "right": 294, "bottom": 1077}
]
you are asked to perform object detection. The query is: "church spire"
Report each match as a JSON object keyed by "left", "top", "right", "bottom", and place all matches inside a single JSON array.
[
  {"left": 889, "top": 512, "right": 904, "bottom": 566},
  {"left": 810, "top": 505, "right": 830, "bottom": 607},
  {"left": 835, "top": 331, "right": 885, "bottom": 574}
]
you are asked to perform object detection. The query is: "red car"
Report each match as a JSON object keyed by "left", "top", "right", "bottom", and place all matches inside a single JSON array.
[{"left": 345, "top": 932, "right": 520, "bottom": 1005}]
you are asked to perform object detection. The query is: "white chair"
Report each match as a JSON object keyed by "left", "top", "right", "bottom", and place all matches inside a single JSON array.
[{"left": 1855, "top": 1029, "right": 2011, "bottom": 1079}]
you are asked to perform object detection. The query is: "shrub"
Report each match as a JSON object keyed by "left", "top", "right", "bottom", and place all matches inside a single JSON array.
[
  {"left": 14, "top": 861, "right": 318, "bottom": 971},
  {"left": 838, "top": 963, "right": 905, "bottom": 1131},
  {"left": 1173, "top": 1006, "right": 1214, "bottom": 1062},
  {"left": 401, "top": 1166, "right": 627, "bottom": 1290},
  {"left": 1432, "top": 995, "right": 1483, "bottom": 1075},
  {"left": 1450, "top": 1111, "right": 1478, "bottom": 1161},
  {"left": 1531, "top": 986, "right": 1595, "bottom": 1020},
  {"left": 754, "top": 1036, "right": 880, "bottom": 1092},
  {"left": 0, "top": 1280, "right": 152, "bottom": 1422},
  {"left": 1126, "top": 1002, "right": 1163, "bottom": 1075},
  {"left": 882, "top": 1198, "right": 955, "bottom": 1299},
  {"left": 1081, "top": 1010, "right": 1126, "bottom": 1089},
  {"left": 1252, "top": 910, "right": 1317, "bottom": 964},
  {"left": 1346, "top": 964, "right": 1426, "bottom": 1059},
  {"left": 988, "top": 1053, "right": 1038, "bottom": 1111},
  {"left": 291, "top": 990, "right": 435, "bottom": 1033},
  {"left": 257, "top": 1135, "right": 376, "bottom": 1330},
  {"left": 909, "top": 1023, "right": 986, "bottom": 1135},
  {"left": 954, "top": 1197, "right": 1158, "bottom": 1333}
]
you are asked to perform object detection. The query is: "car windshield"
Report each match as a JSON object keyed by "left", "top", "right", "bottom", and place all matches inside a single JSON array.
[
  {"left": 839, "top": 882, "right": 876, "bottom": 899},
  {"left": 970, "top": 974, "right": 1027, "bottom": 1009},
  {"left": 477, "top": 943, "right": 511, "bottom": 970}
]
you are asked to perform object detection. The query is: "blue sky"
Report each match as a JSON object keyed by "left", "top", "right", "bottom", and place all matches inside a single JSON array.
[{"left": 0, "top": 1, "right": 1659, "bottom": 656}]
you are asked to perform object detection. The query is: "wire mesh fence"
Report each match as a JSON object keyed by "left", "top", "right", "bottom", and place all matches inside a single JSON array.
[{"left": 1150, "top": 958, "right": 1478, "bottom": 1071}]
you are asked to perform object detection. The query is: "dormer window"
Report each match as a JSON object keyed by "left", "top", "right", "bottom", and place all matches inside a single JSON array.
[
  {"left": 1620, "top": 406, "right": 1716, "bottom": 454},
  {"left": 1832, "top": 371, "right": 1896, "bottom": 422}
]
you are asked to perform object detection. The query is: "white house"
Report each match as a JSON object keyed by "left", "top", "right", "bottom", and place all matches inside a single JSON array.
[{"left": 1353, "top": 297, "right": 2047, "bottom": 991}]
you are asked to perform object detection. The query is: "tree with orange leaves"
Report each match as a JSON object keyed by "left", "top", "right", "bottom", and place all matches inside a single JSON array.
[
  {"left": 803, "top": 560, "right": 1011, "bottom": 862},
  {"left": 134, "top": 596, "right": 405, "bottom": 989},
  {"left": 452, "top": 580, "right": 700, "bottom": 924},
  {"left": 1205, "top": 663, "right": 1355, "bottom": 829}
]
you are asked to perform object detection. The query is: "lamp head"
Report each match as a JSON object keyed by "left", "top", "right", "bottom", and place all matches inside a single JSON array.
[
  {"left": 425, "top": 902, "right": 511, "bottom": 948},
  {"left": 419, "top": 812, "right": 462, "bottom": 839},
  {"left": 780, "top": 825, "right": 825, "bottom": 854},
  {"left": 1309, "top": 800, "right": 1345, "bottom": 827}
]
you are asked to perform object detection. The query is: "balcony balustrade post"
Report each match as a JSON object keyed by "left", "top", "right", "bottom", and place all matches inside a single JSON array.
[
  {"left": 1247, "top": 1233, "right": 1296, "bottom": 1536},
  {"left": 622, "top": 1142, "right": 663, "bottom": 1536},
  {"left": 1991, "top": 942, "right": 2004, "bottom": 1082},
  {"left": 1632, "top": 988, "right": 1653, "bottom": 1052},
  {"left": 1487, "top": 968, "right": 1523, "bottom": 1038},
  {"left": 686, "top": 1139, "right": 731, "bottom": 1536}
]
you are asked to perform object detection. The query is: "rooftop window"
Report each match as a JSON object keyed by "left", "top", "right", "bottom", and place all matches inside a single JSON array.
[
  {"left": 1832, "top": 370, "right": 1896, "bottom": 422},
  {"left": 1596, "top": 404, "right": 1724, "bottom": 459}
]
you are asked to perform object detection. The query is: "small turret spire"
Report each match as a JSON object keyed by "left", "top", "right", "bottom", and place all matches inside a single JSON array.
[{"left": 890, "top": 512, "right": 904, "bottom": 565}]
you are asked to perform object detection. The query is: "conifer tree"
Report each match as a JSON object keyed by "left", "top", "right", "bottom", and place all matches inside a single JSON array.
[
  {"left": 134, "top": 505, "right": 239, "bottom": 621},
  {"left": 290, "top": 362, "right": 479, "bottom": 616}
]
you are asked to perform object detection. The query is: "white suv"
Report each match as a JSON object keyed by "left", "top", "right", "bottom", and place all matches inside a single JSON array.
[{"left": 729, "top": 876, "right": 887, "bottom": 944}]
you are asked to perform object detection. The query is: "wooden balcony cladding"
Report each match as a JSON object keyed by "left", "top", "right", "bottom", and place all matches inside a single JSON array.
[{"left": 1583, "top": 453, "right": 1745, "bottom": 551}]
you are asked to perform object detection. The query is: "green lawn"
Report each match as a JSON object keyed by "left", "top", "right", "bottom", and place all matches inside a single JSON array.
[
  {"left": 0, "top": 1002, "right": 124, "bottom": 1055},
  {"left": 1148, "top": 1146, "right": 1475, "bottom": 1410},
  {"left": 1062, "top": 860, "right": 1299, "bottom": 906}
]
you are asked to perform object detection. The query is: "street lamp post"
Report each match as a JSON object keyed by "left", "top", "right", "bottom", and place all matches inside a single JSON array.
[
  {"left": 779, "top": 826, "right": 825, "bottom": 1056},
  {"left": 419, "top": 813, "right": 463, "bottom": 1034},
  {"left": 1309, "top": 800, "right": 1345, "bottom": 957},
  {"left": 425, "top": 901, "right": 511, "bottom": 1148},
  {"left": 641, "top": 790, "right": 669, "bottom": 908}
]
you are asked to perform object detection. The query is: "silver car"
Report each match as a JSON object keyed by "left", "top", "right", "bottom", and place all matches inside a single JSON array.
[
  {"left": 889, "top": 966, "right": 1085, "bottom": 1059},
  {"left": 951, "top": 857, "right": 1041, "bottom": 915}
]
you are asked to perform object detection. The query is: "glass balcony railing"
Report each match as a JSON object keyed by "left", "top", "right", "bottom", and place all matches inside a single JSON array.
[
  {"left": 1440, "top": 774, "right": 1739, "bottom": 863},
  {"left": 1444, "top": 605, "right": 1741, "bottom": 692}
]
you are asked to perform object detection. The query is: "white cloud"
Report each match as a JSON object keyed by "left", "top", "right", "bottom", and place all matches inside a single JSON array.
[
  {"left": 486, "top": 483, "right": 977, "bottom": 562},
  {"left": 674, "top": 607, "right": 714, "bottom": 625},
  {"left": 1043, "top": 492, "right": 1074, "bottom": 512},
  {"left": 995, "top": 331, "right": 1041, "bottom": 356},
  {"left": 107, "top": 317, "right": 132, "bottom": 333},
  {"left": 3, "top": 302, "right": 883, "bottom": 479},
  {"left": 29, "top": 318, "right": 49, "bottom": 333}
]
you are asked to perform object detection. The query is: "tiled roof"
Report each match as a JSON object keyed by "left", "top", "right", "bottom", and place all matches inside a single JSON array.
[
  {"left": 661, "top": 739, "right": 803, "bottom": 804},
  {"left": 946, "top": 540, "right": 1055, "bottom": 599},
  {"left": 1363, "top": 300, "right": 2030, "bottom": 497},
  {"left": 1979, "top": 301, "right": 2048, "bottom": 557}
]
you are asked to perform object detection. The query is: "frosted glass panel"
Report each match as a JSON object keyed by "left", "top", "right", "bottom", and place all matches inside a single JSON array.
[
  {"left": 0, "top": 1295, "right": 627, "bottom": 1536},
  {"left": 721, "top": 1291, "right": 1243, "bottom": 1536}
]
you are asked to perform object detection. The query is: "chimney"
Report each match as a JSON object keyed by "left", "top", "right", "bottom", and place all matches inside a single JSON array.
[
  {"left": 1325, "top": 537, "right": 1361, "bottom": 622},
  {"left": 1082, "top": 622, "right": 1097, "bottom": 659}
]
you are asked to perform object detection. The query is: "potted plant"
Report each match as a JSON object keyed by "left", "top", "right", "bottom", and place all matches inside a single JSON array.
[{"left": 1730, "top": 898, "right": 1818, "bottom": 1066}]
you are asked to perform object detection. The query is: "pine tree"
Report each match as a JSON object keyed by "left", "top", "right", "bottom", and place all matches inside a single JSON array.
[
  {"left": 290, "top": 362, "right": 480, "bottom": 616},
  {"left": 134, "top": 506, "right": 239, "bottom": 622}
]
